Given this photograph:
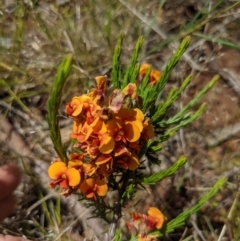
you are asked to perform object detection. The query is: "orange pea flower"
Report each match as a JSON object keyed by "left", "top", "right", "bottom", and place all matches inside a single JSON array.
[
  {"left": 82, "top": 162, "right": 97, "bottom": 176},
  {"left": 97, "top": 161, "right": 112, "bottom": 178},
  {"left": 68, "top": 157, "right": 83, "bottom": 169},
  {"left": 147, "top": 207, "right": 166, "bottom": 230},
  {"left": 107, "top": 108, "right": 144, "bottom": 143},
  {"left": 128, "top": 207, "right": 166, "bottom": 239},
  {"left": 108, "top": 89, "right": 125, "bottom": 113},
  {"left": 88, "top": 75, "right": 107, "bottom": 103},
  {"left": 95, "top": 154, "right": 113, "bottom": 176},
  {"left": 98, "top": 133, "right": 115, "bottom": 154},
  {"left": 122, "top": 83, "right": 137, "bottom": 99},
  {"left": 80, "top": 178, "right": 108, "bottom": 199},
  {"left": 65, "top": 95, "right": 92, "bottom": 118},
  {"left": 141, "top": 118, "right": 154, "bottom": 140},
  {"left": 90, "top": 116, "right": 107, "bottom": 134},
  {"left": 109, "top": 83, "right": 137, "bottom": 113},
  {"left": 116, "top": 154, "right": 140, "bottom": 170},
  {"left": 95, "top": 154, "right": 113, "bottom": 166},
  {"left": 86, "top": 138, "right": 101, "bottom": 159},
  {"left": 71, "top": 121, "right": 93, "bottom": 143},
  {"left": 139, "top": 63, "right": 161, "bottom": 85},
  {"left": 48, "top": 161, "right": 81, "bottom": 190},
  {"left": 137, "top": 234, "right": 158, "bottom": 241},
  {"left": 62, "top": 72, "right": 157, "bottom": 200}
]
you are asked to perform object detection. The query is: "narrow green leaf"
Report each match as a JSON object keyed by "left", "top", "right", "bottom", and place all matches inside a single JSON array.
[
  {"left": 194, "top": 32, "right": 240, "bottom": 51},
  {"left": 112, "top": 35, "right": 123, "bottom": 88},
  {"left": 122, "top": 37, "right": 144, "bottom": 88},
  {"left": 151, "top": 75, "right": 192, "bottom": 123},
  {"left": 0, "top": 79, "right": 31, "bottom": 114},
  {"left": 164, "top": 74, "right": 219, "bottom": 126},
  {"left": 113, "top": 229, "right": 121, "bottom": 241},
  {"left": 167, "top": 103, "right": 206, "bottom": 132},
  {"left": 142, "top": 156, "right": 187, "bottom": 185},
  {"left": 138, "top": 65, "right": 152, "bottom": 97},
  {"left": 165, "top": 177, "right": 226, "bottom": 233},
  {"left": 47, "top": 55, "right": 73, "bottom": 164}
]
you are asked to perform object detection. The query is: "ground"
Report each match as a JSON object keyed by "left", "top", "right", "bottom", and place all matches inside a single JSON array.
[{"left": 0, "top": 1, "right": 240, "bottom": 240}]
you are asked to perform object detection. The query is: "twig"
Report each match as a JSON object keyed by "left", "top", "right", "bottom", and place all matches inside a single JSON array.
[
  {"left": 191, "top": 219, "right": 207, "bottom": 241},
  {"left": 217, "top": 186, "right": 240, "bottom": 241},
  {"left": 206, "top": 123, "right": 240, "bottom": 147}
]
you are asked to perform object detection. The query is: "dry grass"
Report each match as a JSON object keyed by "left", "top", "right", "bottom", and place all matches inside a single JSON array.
[{"left": 1, "top": 0, "right": 240, "bottom": 240}]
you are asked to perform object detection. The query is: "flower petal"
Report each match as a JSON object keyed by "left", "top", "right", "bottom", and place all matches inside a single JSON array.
[
  {"left": 95, "top": 179, "right": 108, "bottom": 196},
  {"left": 95, "top": 75, "right": 107, "bottom": 90},
  {"left": 150, "top": 69, "right": 161, "bottom": 83},
  {"left": 91, "top": 117, "right": 107, "bottom": 134},
  {"left": 142, "top": 121, "right": 154, "bottom": 139},
  {"left": 139, "top": 63, "right": 151, "bottom": 75},
  {"left": 106, "top": 118, "right": 122, "bottom": 136},
  {"left": 124, "top": 122, "right": 141, "bottom": 142},
  {"left": 95, "top": 154, "right": 112, "bottom": 165},
  {"left": 148, "top": 207, "right": 166, "bottom": 229},
  {"left": 131, "top": 120, "right": 143, "bottom": 132},
  {"left": 65, "top": 168, "right": 81, "bottom": 187},
  {"left": 71, "top": 97, "right": 83, "bottom": 116},
  {"left": 122, "top": 83, "right": 137, "bottom": 99},
  {"left": 48, "top": 162, "right": 67, "bottom": 180},
  {"left": 80, "top": 178, "right": 95, "bottom": 193},
  {"left": 134, "top": 108, "right": 144, "bottom": 122},
  {"left": 83, "top": 163, "right": 97, "bottom": 176},
  {"left": 60, "top": 179, "right": 68, "bottom": 189},
  {"left": 128, "top": 154, "right": 140, "bottom": 170},
  {"left": 114, "top": 145, "right": 130, "bottom": 157},
  {"left": 99, "top": 134, "right": 115, "bottom": 154}
]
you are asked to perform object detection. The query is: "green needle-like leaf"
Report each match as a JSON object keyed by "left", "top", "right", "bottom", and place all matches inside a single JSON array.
[
  {"left": 47, "top": 55, "right": 73, "bottom": 164},
  {"left": 151, "top": 75, "right": 192, "bottom": 123},
  {"left": 122, "top": 37, "right": 143, "bottom": 88},
  {"left": 194, "top": 33, "right": 240, "bottom": 51},
  {"left": 142, "top": 156, "right": 187, "bottom": 185},
  {"left": 166, "top": 75, "right": 219, "bottom": 125},
  {"left": 112, "top": 35, "right": 123, "bottom": 89},
  {"left": 165, "top": 177, "right": 226, "bottom": 233}
]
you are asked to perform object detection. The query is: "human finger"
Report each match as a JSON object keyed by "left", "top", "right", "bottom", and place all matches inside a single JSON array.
[
  {"left": 0, "top": 194, "right": 16, "bottom": 222},
  {"left": 0, "top": 164, "right": 21, "bottom": 201},
  {"left": 0, "top": 235, "right": 31, "bottom": 241}
]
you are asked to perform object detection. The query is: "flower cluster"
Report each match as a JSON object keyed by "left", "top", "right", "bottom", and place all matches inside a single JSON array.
[
  {"left": 48, "top": 64, "right": 160, "bottom": 199},
  {"left": 127, "top": 207, "right": 166, "bottom": 241}
]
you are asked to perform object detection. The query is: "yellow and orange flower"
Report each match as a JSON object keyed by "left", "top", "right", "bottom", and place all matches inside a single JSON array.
[
  {"left": 88, "top": 75, "right": 107, "bottom": 103},
  {"left": 109, "top": 83, "right": 137, "bottom": 112},
  {"left": 147, "top": 207, "right": 166, "bottom": 229},
  {"left": 65, "top": 95, "right": 92, "bottom": 118},
  {"left": 106, "top": 108, "right": 145, "bottom": 144},
  {"left": 48, "top": 161, "right": 81, "bottom": 190},
  {"left": 139, "top": 63, "right": 161, "bottom": 85},
  {"left": 142, "top": 118, "right": 154, "bottom": 140},
  {"left": 80, "top": 178, "right": 108, "bottom": 199},
  {"left": 116, "top": 154, "right": 140, "bottom": 171},
  {"left": 127, "top": 207, "right": 166, "bottom": 241}
]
